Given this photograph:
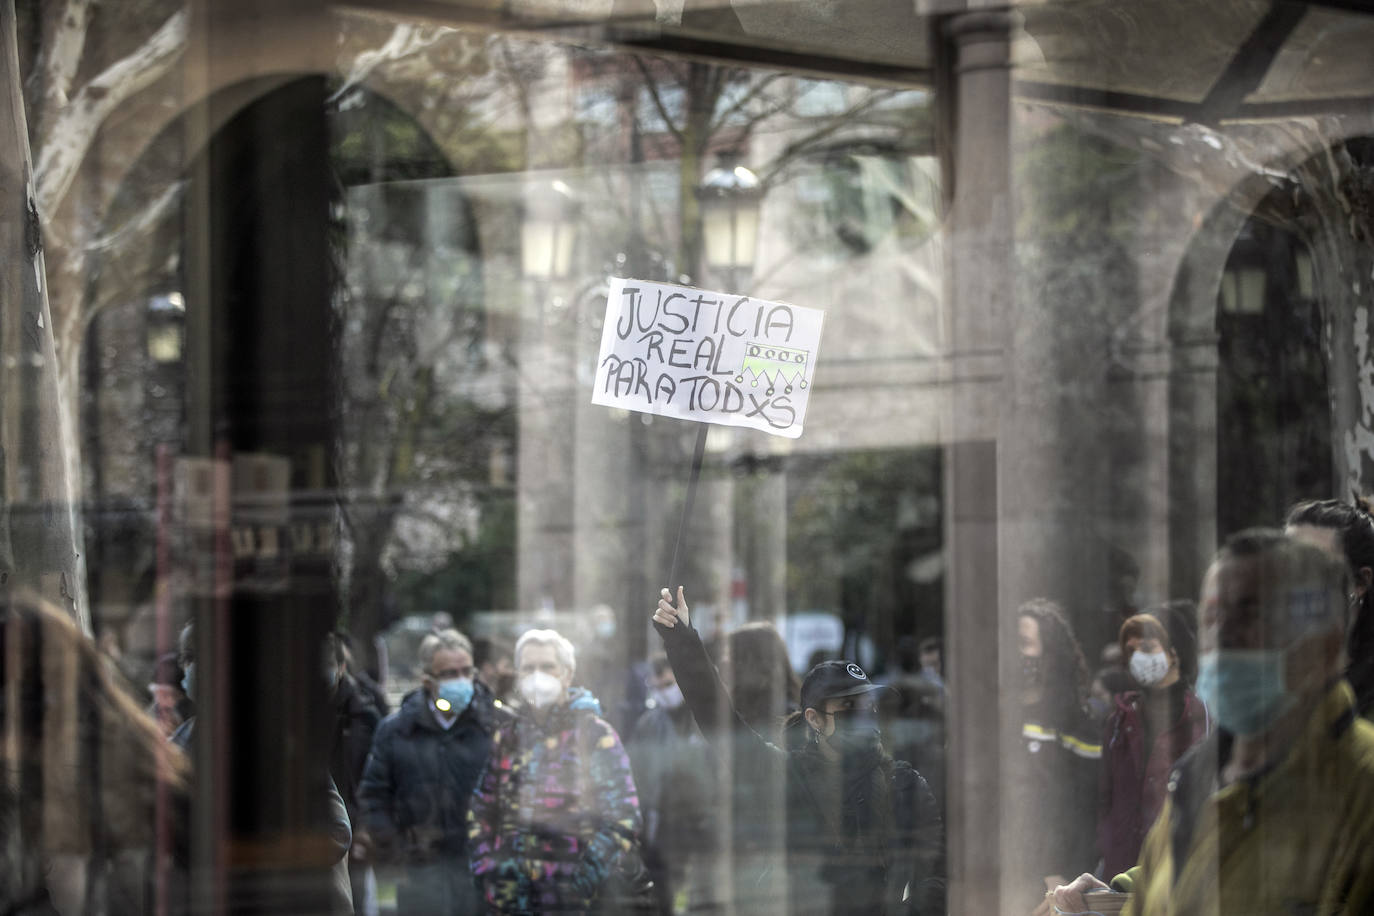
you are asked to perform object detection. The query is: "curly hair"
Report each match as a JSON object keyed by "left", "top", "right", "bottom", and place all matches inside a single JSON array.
[{"left": 1017, "top": 598, "right": 1090, "bottom": 714}]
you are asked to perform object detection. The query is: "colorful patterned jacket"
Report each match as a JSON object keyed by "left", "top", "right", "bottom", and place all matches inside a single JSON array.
[{"left": 467, "top": 695, "right": 642, "bottom": 912}]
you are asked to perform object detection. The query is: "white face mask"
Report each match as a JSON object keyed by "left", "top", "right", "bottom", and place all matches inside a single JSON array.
[
  {"left": 1129, "top": 649, "right": 1171, "bottom": 687},
  {"left": 519, "top": 670, "right": 564, "bottom": 710}
]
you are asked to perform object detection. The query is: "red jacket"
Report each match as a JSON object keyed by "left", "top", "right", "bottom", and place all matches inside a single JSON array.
[{"left": 1096, "top": 686, "right": 1209, "bottom": 878}]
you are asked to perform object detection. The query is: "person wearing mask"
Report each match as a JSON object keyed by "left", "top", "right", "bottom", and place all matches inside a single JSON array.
[
  {"left": 147, "top": 652, "right": 194, "bottom": 739},
  {"left": 170, "top": 620, "right": 197, "bottom": 749},
  {"left": 467, "top": 628, "right": 644, "bottom": 912},
  {"left": 472, "top": 635, "right": 516, "bottom": 704},
  {"left": 1053, "top": 530, "right": 1374, "bottom": 915},
  {"left": 1285, "top": 496, "right": 1374, "bottom": 717},
  {"left": 358, "top": 628, "right": 497, "bottom": 915},
  {"left": 324, "top": 631, "right": 383, "bottom": 913},
  {"left": 1011, "top": 598, "right": 1101, "bottom": 909},
  {"left": 653, "top": 587, "right": 945, "bottom": 916},
  {"left": 1096, "top": 605, "right": 1209, "bottom": 879},
  {"left": 628, "top": 654, "right": 716, "bottom": 912}
]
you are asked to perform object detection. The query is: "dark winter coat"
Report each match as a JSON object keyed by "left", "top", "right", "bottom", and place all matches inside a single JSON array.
[
  {"left": 1096, "top": 683, "right": 1208, "bottom": 878},
  {"left": 330, "top": 672, "right": 382, "bottom": 824},
  {"left": 1006, "top": 695, "right": 1102, "bottom": 909},
  {"left": 628, "top": 703, "right": 714, "bottom": 856},
  {"left": 657, "top": 620, "right": 946, "bottom": 916},
  {"left": 358, "top": 683, "right": 501, "bottom": 865}
]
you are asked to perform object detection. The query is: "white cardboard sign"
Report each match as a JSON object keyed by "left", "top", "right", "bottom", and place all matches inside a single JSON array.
[{"left": 592, "top": 278, "right": 824, "bottom": 439}]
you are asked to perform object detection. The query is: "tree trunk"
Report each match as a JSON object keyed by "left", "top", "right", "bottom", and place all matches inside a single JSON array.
[
  {"left": 0, "top": 0, "right": 89, "bottom": 626},
  {"left": 343, "top": 506, "right": 398, "bottom": 674}
]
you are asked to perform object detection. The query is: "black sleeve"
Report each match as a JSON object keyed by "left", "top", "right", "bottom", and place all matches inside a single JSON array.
[
  {"left": 654, "top": 619, "right": 784, "bottom": 773},
  {"left": 357, "top": 717, "right": 399, "bottom": 853},
  {"left": 892, "top": 762, "right": 946, "bottom": 916}
]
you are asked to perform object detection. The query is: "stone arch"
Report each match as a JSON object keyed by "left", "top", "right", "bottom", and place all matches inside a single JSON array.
[
  {"left": 79, "top": 72, "right": 463, "bottom": 644},
  {"left": 1164, "top": 131, "right": 1374, "bottom": 594}
]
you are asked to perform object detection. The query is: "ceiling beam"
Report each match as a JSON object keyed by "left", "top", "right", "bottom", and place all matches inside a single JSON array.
[{"left": 1192, "top": 1, "right": 1307, "bottom": 126}]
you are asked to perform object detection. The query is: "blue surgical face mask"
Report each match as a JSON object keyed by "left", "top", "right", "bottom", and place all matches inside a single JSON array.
[
  {"left": 435, "top": 677, "right": 475, "bottom": 715},
  {"left": 1195, "top": 649, "right": 1294, "bottom": 736},
  {"left": 181, "top": 662, "right": 195, "bottom": 700}
]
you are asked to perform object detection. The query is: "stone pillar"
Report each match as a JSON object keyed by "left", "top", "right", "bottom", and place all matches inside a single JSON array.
[
  {"left": 936, "top": 9, "right": 1014, "bottom": 915},
  {"left": 184, "top": 61, "right": 339, "bottom": 913}
]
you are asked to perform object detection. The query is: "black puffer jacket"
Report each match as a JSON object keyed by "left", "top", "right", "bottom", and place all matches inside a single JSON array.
[
  {"left": 329, "top": 672, "right": 381, "bottom": 824},
  {"left": 658, "top": 620, "right": 946, "bottom": 915},
  {"left": 358, "top": 683, "right": 502, "bottom": 864}
]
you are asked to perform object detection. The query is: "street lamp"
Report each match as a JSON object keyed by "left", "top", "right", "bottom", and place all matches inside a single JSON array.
[
  {"left": 697, "top": 152, "right": 762, "bottom": 291},
  {"left": 146, "top": 291, "right": 186, "bottom": 363},
  {"left": 521, "top": 179, "right": 579, "bottom": 283}
]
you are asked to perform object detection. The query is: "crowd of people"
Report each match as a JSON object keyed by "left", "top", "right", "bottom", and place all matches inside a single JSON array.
[{"left": 8, "top": 496, "right": 1374, "bottom": 914}]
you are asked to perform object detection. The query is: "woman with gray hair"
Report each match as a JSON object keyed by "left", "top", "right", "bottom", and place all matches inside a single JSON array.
[{"left": 467, "top": 628, "right": 644, "bottom": 912}]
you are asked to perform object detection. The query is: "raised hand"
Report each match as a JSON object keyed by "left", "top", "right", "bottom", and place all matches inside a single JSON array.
[{"left": 653, "top": 586, "right": 689, "bottom": 629}]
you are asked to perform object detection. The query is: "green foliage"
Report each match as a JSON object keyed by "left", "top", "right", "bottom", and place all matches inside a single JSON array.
[
  {"left": 785, "top": 448, "right": 943, "bottom": 645},
  {"left": 393, "top": 487, "right": 517, "bottom": 614}
]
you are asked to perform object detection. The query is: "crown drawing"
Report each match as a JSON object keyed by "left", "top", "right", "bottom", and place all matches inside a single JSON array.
[{"left": 734, "top": 341, "right": 811, "bottom": 395}]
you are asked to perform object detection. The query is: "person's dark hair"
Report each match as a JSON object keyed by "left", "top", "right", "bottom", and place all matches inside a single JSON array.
[
  {"left": 918, "top": 636, "right": 941, "bottom": 656},
  {"left": 1017, "top": 598, "right": 1090, "bottom": 713},
  {"left": 1093, "top": 666, "right": 1135, "bottom": 697},
  {"left": 722, "top": 622, "right": 800, "bottom": 739},
  {"left": 1287, "top": 497, "right": 1374, "bottom": 713},
  {"left": 472, "top": 635, "right": 512, "bottom": 670},
  {"left": 151, "top": 652, "right": 185, "bottom": 687},
  {"left": 648, "top": 652, "right": 671, "bottom": 678},
  {"left": 1286, "top": 496, "right": 1374, "bottom": 571},
  {"left": 1286, "top": 496, "right": 1374, "bottom": 619}
]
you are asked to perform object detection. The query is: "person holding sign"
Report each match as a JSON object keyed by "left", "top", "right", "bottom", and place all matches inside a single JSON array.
[{"left": 653, "top": 587, "right": 945, "bottom": 915}]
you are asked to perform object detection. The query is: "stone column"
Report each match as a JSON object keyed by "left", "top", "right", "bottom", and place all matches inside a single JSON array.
[
  {"left": 936, "top": 9, "right": 1014, "bottom": 915},
  {"left": 184, "top": 61, "right": 339, "bottom": 912}
]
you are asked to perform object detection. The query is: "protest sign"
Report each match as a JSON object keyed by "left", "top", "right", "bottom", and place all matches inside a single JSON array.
[{"left": 591, "top": 278, "right": 824, "bottom": 439}]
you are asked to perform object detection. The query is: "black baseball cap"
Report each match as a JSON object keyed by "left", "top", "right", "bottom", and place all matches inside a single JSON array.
[{"left": 800, "top": 660, "right": 883, "bottom": 711}]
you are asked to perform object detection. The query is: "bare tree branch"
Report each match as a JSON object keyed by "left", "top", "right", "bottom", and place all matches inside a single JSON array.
[
  {"left": 758, "top": 92, "right": 897, "bottom": 188},
  {"left": 34, "top": 0, "right": 92, "bottom": 126},
  {"left": 632, "top": 56, "right": 685, "bottom": 144},
  {"left": 329, "top": 22, "right": 459, "bottom": 104},
  {"left": 728, "top": 96, "right": 798, "bottom": 149},
  {"left": 707, "top": 72, "right": 784, "bottom": 136},
  {"left": 82, "top": 179, "right": 183, "bottom": 255},
  {"left": 35, "top": 8, "right": 187, "bottom": 219},
  {"left": 68, "top": 181, "right": 185, "bottom": 340}
]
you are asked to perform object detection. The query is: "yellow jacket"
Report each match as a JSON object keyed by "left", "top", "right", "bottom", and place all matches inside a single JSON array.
[{"left": 1125, "top": 681, "right": 1374, "bottom": 916}]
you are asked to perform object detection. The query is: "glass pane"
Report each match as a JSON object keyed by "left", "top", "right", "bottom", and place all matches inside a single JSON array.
[{"left": 5, "top": 1, "right": 1374, "bottom": 914}]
